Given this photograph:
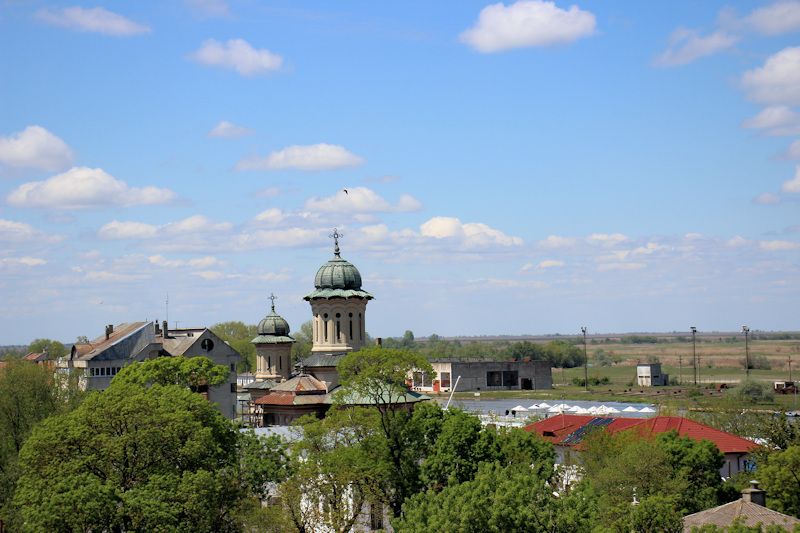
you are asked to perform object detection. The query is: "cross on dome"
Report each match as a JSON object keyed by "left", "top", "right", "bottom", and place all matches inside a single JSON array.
[
  {"left": 269, "top": 292, "right": 277, "bottom": 313},
  {"left": 329, "top": 228, "right": 343, "bottom": 257}
]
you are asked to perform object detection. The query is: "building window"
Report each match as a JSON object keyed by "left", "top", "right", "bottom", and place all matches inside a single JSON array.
[
  {"left": 369, "top": 503, "right": 383, "bottom": 530},
  {"left": 336, "top": 320, "right": 341, "bottom": 342},
  {"left": 230, "top": 363, "right": 235, "bottom": 372},
  {"left": 323, "top": 314, "right": 329, "bottom": 342},
  {"left": 230, "top": 383, "right": 237, "bottom": 393},
  {"left": 412, "top": 372, "right": 432, "bottom": 388},
  {"left": 502, "top": 370, "right": 518, "bottom": 387},
  {"left": 440, "top": 372, "right": 451, "bottom": 388},
  {"left": 486, "top": 371, "right": 502, "bottom": 387}
]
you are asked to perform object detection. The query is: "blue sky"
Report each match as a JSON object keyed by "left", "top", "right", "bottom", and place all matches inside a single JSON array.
[{"left": 1, "top": 0, "right": 799, "bottom": 344}]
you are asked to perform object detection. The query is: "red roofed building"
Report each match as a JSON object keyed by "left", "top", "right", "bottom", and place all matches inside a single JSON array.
[{"left": 526, "top": 414, "right": 758, "bottom": 477}]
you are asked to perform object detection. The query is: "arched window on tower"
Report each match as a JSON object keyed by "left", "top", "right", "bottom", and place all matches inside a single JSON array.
[
  {"left": 349, "top": 312, "right": 353, "bottom": 341},
  {"left": 359, "top": 313, "right": 363, "bottom": 341},
  {"left": 336, "top": 313, "right": 341, "bottom": 343},
  {"left": 323, "top": 313, "right": 329, "bottom": 342}
]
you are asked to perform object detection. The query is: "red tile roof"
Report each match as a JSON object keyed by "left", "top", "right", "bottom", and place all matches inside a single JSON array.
[{"left": 526, "top": 414, "right": 758, "bottom": 454}]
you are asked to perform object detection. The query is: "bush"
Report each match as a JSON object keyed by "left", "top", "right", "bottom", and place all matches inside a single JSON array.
[
  {"left": 740, "top": 354, "right": 771, "bottom": 370},
  {"left": 727, "top": 380, "right": 774, "bottom": 404}
]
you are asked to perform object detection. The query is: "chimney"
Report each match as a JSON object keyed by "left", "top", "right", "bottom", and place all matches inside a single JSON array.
[
  {"left": 154, "top": 321, "right": 161, "bottom": 335},
  {"left": 162, "top": 320, "right": 169, "bottom": 339},
  {"left": 741, "top": 481, "right": 766, "bottom": 506},
  {"left": 376, "top": 337, "right": 382, "bottom": 347},
  {"left": 105, "top": 324, "right": 112, "bottom": 340}
]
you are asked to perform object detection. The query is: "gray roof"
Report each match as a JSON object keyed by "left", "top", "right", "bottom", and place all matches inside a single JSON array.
[
  {"left": 304, "top": 287, "right": 374, "bottom": 300},
  {"left": 301, "top": 353, "right": 344, "bottom": 367},
  {"left": 251, "top": 334, "right": 295, "bottom": 344},
  {"left": 683, "top": 499, "right": 800, "bottom": 531},
  {"left": 74, "top": 322, "right": 153, "bottom": 362},
  {"left": 245, "top": 379, "right": 277, "bottom": 390}
]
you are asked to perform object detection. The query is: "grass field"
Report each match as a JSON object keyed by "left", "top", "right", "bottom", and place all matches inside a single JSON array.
[{"left": 450, "top": 337, "right": 800, "bottom": 411}]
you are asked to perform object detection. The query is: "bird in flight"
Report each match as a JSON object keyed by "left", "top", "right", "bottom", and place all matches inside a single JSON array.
[{"left": 343, "top": 189, "right": 348, "bottom": 194}]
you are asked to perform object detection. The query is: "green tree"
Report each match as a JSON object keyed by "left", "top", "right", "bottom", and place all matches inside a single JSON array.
[
  {"left": 396, "top": 462, "right": 570, "bottom": 533},
  {"left": 14, "top": 382, "right": 242, "bottom": 531},
  {"left": 237, "top": 431, "right": 290, "bottom": 500},
  {"left": 627, "top": 494, "right": 684, "bottom": 533},
  {"left": 656, "top": 431, "right": 724, "bottom": 513},
  {"left": 291, "top": 320, "right": 313, "bottom": 363},
  {"left": 0, "top": 361, "right": 66, "bottom": 527},
  {"left": 278, "top": 408, "right": 390, "bottom": 533},
  {"left": 26, "top": 338, "right": 66, "bottom": 359},
  {"left": 337, "top": 346, "right": 434, "bottom": 516},
  {"left": 112, "top": 355, "right": 229, "bottom": 391},
  {"left": 758, "top": 444, "right": 800, "bottom": 518}
]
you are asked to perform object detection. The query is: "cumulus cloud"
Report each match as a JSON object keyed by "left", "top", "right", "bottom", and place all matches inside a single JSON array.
[
  {"left": 745, "top": 1, "right": 800, "bottom": 35},
  {"left": 0, "top": 126, "right": 74, "bottom": 172},
  {"left": 782, "top": 165, "right": 800, "bottom": 192},
  {"left": 420, "top": 216, "right": 523, "bottom": 247},
  {"left": 538, "top": 259, "right": 565, "bottom": 268},
  {"left": 786, "top": 140, "right": 800, "bottom": 159},
  {"left": 655, "top": 28, "right": 737, "bottom": 67},
  {"left": 185, "top": 0, "right": 230, "bottom": 18},
  {"left": 460, "top": 0, "right": 596, "bottom": 53},
  {"left": 742, "top": 47, "right": 800, "bottom": 106},
  {"left": 208, "top": 120, "right": 253, "bottom": 138},
  {"left": 236, "top": 144, "right": 364, "bottom": 171},
  {"left": 254, "top": 208, "right": 286, "bottom": 225},
  {"left": 538, "top": 235, "right": 576, "bottom": 248},
  {"left": 7, "top": 167, "right": 175, "bottom": 209},
  {"left": 36, "top": 6, "right": 150, "bottom": 36},
  {"left": 759, "top": 239, "right": 800, "bottom": 250},
  {"left": 727, "top": 235, "right": 749, "bottom": 247},
  {"left": 0, "top": 257, "right": 47, "bottom": 267},
  {"left": 304, "top": 187, "right": 422, "bottom": 214},
  {"left": 190, "top": 39, "right": 282, "bottom": 75},
  {"left": 99, "top": 215, "right": 230, "bottom": 240},
  {"left": 586, "top": 233, "right": 628, "bottom": 246},
  {"left": 597, "top": 262, "right": 646, "bottom": 272},
  {"left": 754, "top": 192, "right": 782, "bottom": 204},
  {"left": 742, "top": 106, "right": 800, "bottom": 136},
  {"left": 0, "top": 219, "right": 61, "bottom": 243}
]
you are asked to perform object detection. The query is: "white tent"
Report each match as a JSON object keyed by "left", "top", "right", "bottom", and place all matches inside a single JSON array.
[
  {"left": 548, "top": 406, "right": 564, "bottom": 413},
  {"left": 622, "top": 406, "right": 638, "bottom": 412},
  {"left": 639, "top": 406, "right": 656, "bottom": 413},
  {"left": 605, "top": 406, "right": 620, "bottom": 413},
  {"left": 538, "top": 402, "right": 551, "bottom": 408},
  {"left": 568, "top": 405, "right": 582, "bottom": 412},
  {"left": 554, "top": 403, "right": 571, "bottom": 410},
  {"left": 574, "top": 407, "right": 590, "bottom": 414},
  {"left": 528, "top": 403, "right": 540, "bottom": 410},
  {"left": 511, "top": 405, "right": 528, "bottom": 412},
  {"left": 595, "top": 405, "right": 610, "bottom": 415},
  {"left": 587, "top": 406, "right": 599, "bottom": 414}
]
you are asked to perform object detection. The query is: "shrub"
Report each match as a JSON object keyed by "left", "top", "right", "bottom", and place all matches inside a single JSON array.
[{"left": 727, "top": 380, "right": 774, "bottom": 404}]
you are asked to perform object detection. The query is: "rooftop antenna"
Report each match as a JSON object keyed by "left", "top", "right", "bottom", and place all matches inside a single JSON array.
[
  {"left": 269, "top": 292, "right": 277, "bottom": 313},
  {"left": 165, "top": 292, "right": 169, "bottom": 326},
  {"left": 329, "top": 228, "right": 342, "bottom": 257}
]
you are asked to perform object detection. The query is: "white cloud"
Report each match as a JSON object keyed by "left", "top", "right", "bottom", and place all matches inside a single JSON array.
[
  {"left": 237, "top": 143, "right": 364, "bottom": 171},
  {"left": 304, "top": 187, "right": 422, "bottom": 214},
  {"left": 185, "top": 0, "right": 230, "bottom": 18},
  {"left": 727, "top": 235, "right": 749, "bottom": 247},
  {"left": 256, "top": 187, "right": 281, "bottom": 198},
  {"left": 0, "top": 126, "right": 74, "bottom": 172},
  {"left": 148, "top": 255, "right": 223, "bottom": 268},
  {"left": 208, "top": 120, "right": 253, "bottom": 138},
  {"left": 254, "top": 208, "right": 286, "bottom": 225},
  {"left": 420, "top": 216, "right": 523, "bottom": 247},
  {"left": 0, "top": 257, "right": 47, "bottom": 267},
  {"left": 233, "top": 228, "right": 326, "bottom": 250},
  {"left": 460, "top": 0, "right": 596, "bottom": 53},
  {"left": 84, "top": 270, "right": 149, "bottom": 282},
  {"left": 538, "top": 235, "right": 576, "bottom": 248},
  {"left": 99, "top": 220, "right": 158, "bottom": 240},
  {"left": 538, "top": 259, "right": 565, "bottom": 268},
  {"left": 742, "top": 47, "right": 800, "bottom": 106},
  {"left": 745, "top": 1, "right": 800, "bottom": 35},
  {"left": 190, "top": 39, "right": 282, "bottom": 76},
  {"left": 36, "top": 7, "right": 150, "bottom": 36},
  {"left": 597, "top": 262, "right": 646, "bottom": 272},
  {"left": 655, "top": 28, "right": 737, "bottom": 67},
  {"left": 631, "top": 242, "right": 667, "bottom": 255},
  {"left": 190, "top": 270, "right": 241, "bottom": 281},
  {"left": 99, "top": 215, "right": 231, "bottom": 240},
  {"left": 586, "top": 233, "right": 628, "bottom": 246},
  {"left": 754, "top": 192, "right": 782, "bottom": 204},
  {"left": 786, "top": 139, "right": 800, "bottom": 159},
  {"left": 782, "top": 165, "right": 800, "bottom": 192},
  {"left": 742, "top": 106, "right": 800, "bottom": 136},
  {"left": 759, "top": 239, "right": 800, "bottom": 250},
  {"left": 0, "top": 219, "right": 61, "bottom": 243},
  {"left": 7, "top": 167, "right": 175, "bottom": 209}
]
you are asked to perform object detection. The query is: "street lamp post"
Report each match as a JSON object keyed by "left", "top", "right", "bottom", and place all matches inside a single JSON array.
[
  {"left": 690, "top": 326, "right": 697, "bottom": 386},
  {"left": 581, "top": 326, "right": 588, "bottom": 391},
  {"left": 742, "top": 325, "right": 750, "bottom": 379}
]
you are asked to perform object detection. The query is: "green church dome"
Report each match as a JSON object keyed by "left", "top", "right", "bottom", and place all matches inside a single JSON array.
[
  {"left": 314, "top": 256, "right": 363, "bottom": 290},
  {"left": 252, "top": 295, "right": 295, "bottom": 344}
]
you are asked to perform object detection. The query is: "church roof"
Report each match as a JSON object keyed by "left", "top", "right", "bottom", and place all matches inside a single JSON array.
[
  {"left": 252, "top": 295, "right": 295, "bottom": 344},
  {"left": 683, "top": 499, "right": 800, "bottom": 531},
  {"left": 301, "top": 353, "right": 344, "bottom": 368},
  {"left": 271, "top": 374, "right": 328, "bottom": 394}
]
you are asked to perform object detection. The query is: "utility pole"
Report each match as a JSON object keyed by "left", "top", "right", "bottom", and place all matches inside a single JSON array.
[
  {"left": 742, "top": 325, "right": 750, "bottom": 379},
  {"left": 690, "top": 326, "right": 697, "bottom": 385},
  {"left": 678, "top": 352, "right": 682, "bottom": 385},
  {"left": 581, "top": 326, "right": 588, "bottom": 391}
]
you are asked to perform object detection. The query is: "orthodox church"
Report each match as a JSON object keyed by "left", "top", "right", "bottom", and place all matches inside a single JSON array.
[{"left": 245, "top": 230, "right": 427, "bottom": 426}]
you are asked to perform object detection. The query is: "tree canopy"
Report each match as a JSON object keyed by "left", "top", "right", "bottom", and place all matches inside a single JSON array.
[{"left": 112, "top": 355, "right": 229, "bottom": 391}]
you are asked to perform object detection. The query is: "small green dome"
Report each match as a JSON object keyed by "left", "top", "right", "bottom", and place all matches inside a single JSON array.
[
  {"left": 314, "top": 256, "right": 363, "bottom": 290},
  {"left": 257, "top": 311, "right": 290, "bottom": 337}
]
